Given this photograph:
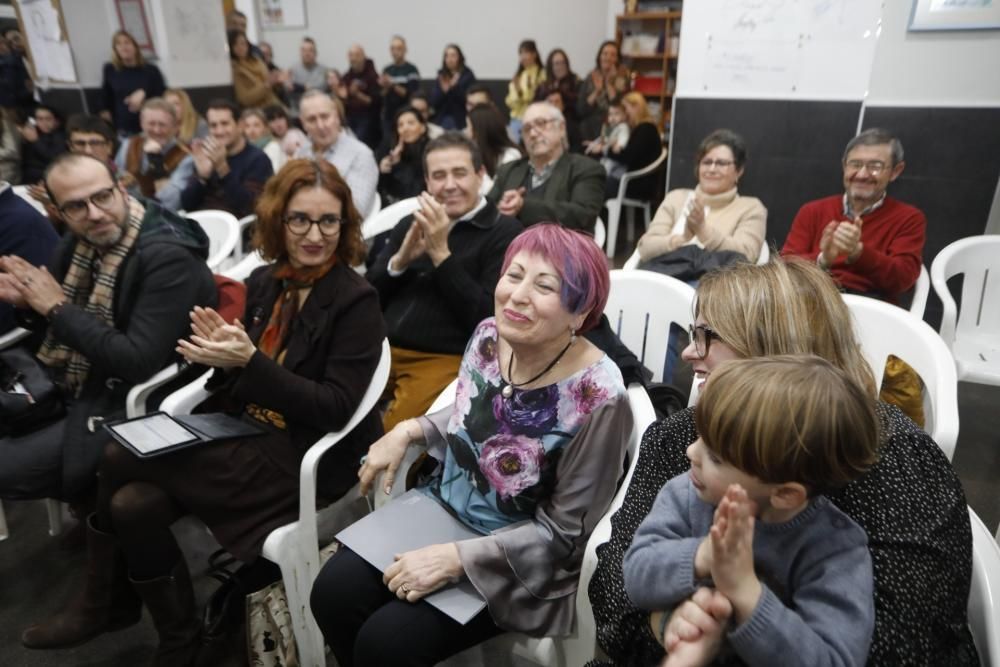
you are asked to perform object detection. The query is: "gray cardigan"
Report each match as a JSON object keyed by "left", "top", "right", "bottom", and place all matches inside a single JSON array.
[{"left": 624, "top": 474, "right": 874, "bottom": 667}]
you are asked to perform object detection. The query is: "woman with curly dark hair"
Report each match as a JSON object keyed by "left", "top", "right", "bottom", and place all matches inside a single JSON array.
[{"left": 21, "top": 159, "right": 386, "bottom": 665}]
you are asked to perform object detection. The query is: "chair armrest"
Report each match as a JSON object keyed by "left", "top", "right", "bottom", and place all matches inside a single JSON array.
[
  {"left": 0, "top": 327, "right": 30, "bottom": 350},
  {"left": 126, "top": 363, "right": 187, "bottom": 418},
  {"left": 930, "top": 261, "right": 958, "bottom": 345},
  {"left": 158, "top": 369, "right": 215, "bottom": 416}
]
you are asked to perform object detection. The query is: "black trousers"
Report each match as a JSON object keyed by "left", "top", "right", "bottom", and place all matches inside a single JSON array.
[{"left": 310, "top": 547, "right": 503, "bottom": 667}]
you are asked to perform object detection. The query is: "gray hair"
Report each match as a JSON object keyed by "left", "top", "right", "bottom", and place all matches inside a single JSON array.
[{"left": 843, "top": 128, "right": 904, "bottom": 167}]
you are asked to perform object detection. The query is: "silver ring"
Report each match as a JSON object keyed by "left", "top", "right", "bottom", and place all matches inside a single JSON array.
[
  {"left": 400, "top": 584, "right": 409, "bottom": 594},
  {"left": 22, "top": 277, "right": 32, "bottom": 286}
]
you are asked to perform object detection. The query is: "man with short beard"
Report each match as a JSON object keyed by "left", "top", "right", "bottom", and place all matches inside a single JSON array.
[{"left": 0, "top": 153, "right": 216, "bottom": 507}]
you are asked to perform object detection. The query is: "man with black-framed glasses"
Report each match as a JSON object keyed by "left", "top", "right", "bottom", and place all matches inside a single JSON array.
[
  {"left": 0, "top": 153, "right": 216, "bottom": 511},
  {"left": 782, "top": 128, "right": 926, "bottom": 306},
  {"left": 487, "top": 101, "right": 604, "bottom": 233}
]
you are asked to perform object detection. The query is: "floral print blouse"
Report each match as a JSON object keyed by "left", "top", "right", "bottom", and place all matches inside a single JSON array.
[{"left": 424, "top": 317, "right": 626, "bottom": 534}]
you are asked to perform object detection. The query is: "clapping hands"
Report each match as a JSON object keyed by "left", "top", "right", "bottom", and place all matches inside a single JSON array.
[{"left": 176, "top": 306, "right": 256, "bottom": 369}]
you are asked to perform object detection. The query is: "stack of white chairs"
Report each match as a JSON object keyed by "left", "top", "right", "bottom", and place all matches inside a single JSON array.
[{"left": 185, "top": 210, "right": 241, "bottom": 272}]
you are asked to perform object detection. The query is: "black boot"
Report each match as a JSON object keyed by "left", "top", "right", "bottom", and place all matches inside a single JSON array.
[
  {"left": 131, "top": 558, "right": 201, "bottom": 667},
  {"left": 21, "top": 514, "right": 142, "bottom": 648}
]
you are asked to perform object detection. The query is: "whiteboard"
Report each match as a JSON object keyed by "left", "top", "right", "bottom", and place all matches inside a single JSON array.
[
  {"left": 677, "top": 0, "right": 884, "bottom": 100},
  {"left": 147, "top": 0, "right": 230, "bottom": 88}
]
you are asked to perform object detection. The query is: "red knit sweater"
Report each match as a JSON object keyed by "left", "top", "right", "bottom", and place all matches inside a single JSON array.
[{"left": 781, "top": 195, "right": 926, "bottom": 304}]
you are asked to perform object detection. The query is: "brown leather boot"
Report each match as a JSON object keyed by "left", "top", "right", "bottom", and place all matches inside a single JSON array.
[
  {"left": 21, "top": 514, "right": 142, "bottom": 648},
  {"left": 131, "top": 558, "right": 201, "bottom": 667}
]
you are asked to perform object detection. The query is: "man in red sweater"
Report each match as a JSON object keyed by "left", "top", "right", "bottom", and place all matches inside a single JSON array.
[{"left": 782, "top": 128, "right": 925, "bottom": 305}]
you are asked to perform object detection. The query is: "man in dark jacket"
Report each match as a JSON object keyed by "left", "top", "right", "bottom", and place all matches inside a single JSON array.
[
  {"left": 368, "top": 132, "right": 522, "bottom": 429},
  {"left": 487, "top": 101, "right": 605, "bottom": 233},
  {"left": 343, "top": 44, "right": 382, "bottom": 149},
  {"left": 0, "top": 181, "right": 58, "bottom": 334},
  {"left": 0, "top": 153, "right": 216, "bottom": 502}
]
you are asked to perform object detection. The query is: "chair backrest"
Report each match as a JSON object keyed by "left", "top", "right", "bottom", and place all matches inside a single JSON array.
[
  {"left": 235, "top": 214, "right": 256, "bottom": 261},
  {"left": 842, "top": 294, "right": 960, "bottom": 460},
  {"left": 757, "top": 242, "right": 770, "bottom": 265},
  {"left": 222, "top": 250, "right": 268, "bottom": 282},
  {"left": 909, "top": 264, "right": 930, "bottom": 319},
  {"left": 366, "top": 192, "right": 382, "bottom": 219},
  {"left": 618, "top": 147, "right": 668, "bottom": 195},
  {"left": 12, "top": 185, "right": 47, "bottom": 215},
  {"left": 931, "top": 235, "right": 1000, "bottom": 348},
  {"left": 604, "top": 269, "right": 696, "bottom": 384},
  {"left": 969, "top": 507, "right": 1000, "bottom": 667},
  {"left": 593, "top": 218, "right": 606, "bottom": 251},
  {"left": 185, "top": 210, "right": 241, "bottom": 271},
  {"left": 362, "top": 197, "right": 419, "bottom": 241}
]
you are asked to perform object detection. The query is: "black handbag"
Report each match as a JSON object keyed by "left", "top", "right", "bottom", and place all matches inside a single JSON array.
[
  {"left": 0, "top": 347, "right": 66, "bottom": 437},
  {"left": 638, "top": 244, "right": 749, "bottom": 282}
]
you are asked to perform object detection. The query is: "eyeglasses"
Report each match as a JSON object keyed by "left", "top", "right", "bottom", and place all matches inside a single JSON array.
[
  {"left": 521, "top": 117, "right": 560, "bottom": 135},
  {"left": 688, "top": 323, "right": 722, "bottom": 359},
  {"left": 700, "top": 158, "right": 735, "bottom": 170},
  {"left": 844, "top": 160, "right": 887, "bottom": 175},
  {"left": 283, "top": 212, "right": 343, "bottom": 237},
  {"left": 69, "top": 138, "right": 111, "bottom": 150},
  {"left": 57, "top": 186, "right": 119, "bottom": 222}
]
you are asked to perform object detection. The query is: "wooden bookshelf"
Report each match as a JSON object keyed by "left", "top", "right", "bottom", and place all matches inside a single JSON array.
[{"left": 616, "top": 10, "right": 681, "bottom": 131}]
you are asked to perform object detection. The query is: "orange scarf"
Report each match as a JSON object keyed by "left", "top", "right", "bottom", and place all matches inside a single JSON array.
[{"left": 257, "top": 256, "right": 337, "bottom": 360}]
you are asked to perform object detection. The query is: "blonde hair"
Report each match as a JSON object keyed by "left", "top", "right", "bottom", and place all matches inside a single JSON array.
[
  {"left": 695, "top": 355, "right": 879, "bottom": 493},
  {"left": 696, "top": 258, "right": 878, "bottom": 396},
  {"left": 110, "top": 30, "right": 145, "bottom": 69},
  {"left": 165, "top": 89, "right": 202, "bottom": 144},
  {"left": 622, "top": 91, "right": 654, "bottom": 126}
]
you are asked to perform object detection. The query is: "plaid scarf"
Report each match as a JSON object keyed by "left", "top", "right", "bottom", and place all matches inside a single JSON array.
[{"left": 37, "top": 196, "right": 145, "bottom": 396}]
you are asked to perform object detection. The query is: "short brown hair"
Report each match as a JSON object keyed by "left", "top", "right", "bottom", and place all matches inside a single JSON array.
[
  {"left": 695, "top": 355, "right": 880, "bottom": 494},
  {"left": 252, "top": 159, "right": 366, "bottom": 266}
]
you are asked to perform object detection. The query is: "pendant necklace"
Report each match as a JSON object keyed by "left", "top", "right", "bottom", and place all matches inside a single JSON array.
[{"left": 501, "top": 338, "right": 574, "bottom": 399}]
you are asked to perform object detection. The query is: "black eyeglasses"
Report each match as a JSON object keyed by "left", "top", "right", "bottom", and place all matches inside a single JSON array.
[
  {"left": 283, "top": 212, "right": 343, "bottom": 237},
  {"left": 69, "top": 138, "right": 111, "bottom": 150},
  {"left": 57, "top": 186, "right": 118, "bottom": 222},
  {"left": 688, "top": 324, "right": 722, "bottom": 359}
]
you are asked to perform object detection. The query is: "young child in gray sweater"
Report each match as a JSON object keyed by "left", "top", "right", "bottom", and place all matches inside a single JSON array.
[{"left": 623, "top": 355, "right": 879, "bottom": 667}]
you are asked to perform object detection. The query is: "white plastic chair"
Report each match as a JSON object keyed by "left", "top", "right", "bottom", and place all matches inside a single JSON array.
[
  {"left": 366, "top": 192, "right": 382, "bottom": 220},
  {"left": 908, "top": 264, "right": 931, "bottom": 319},
  {"left": 842, "top": 294, "right": 960, "bottom": 460},
  {"left": 604, "top": 147, "right": 668, "bottom": 258},
  {"left": 361, "top": 196, "right": 419, "bottom": 241},
  {"left": 378, "top": 382, "right": 657, "bottom": 667},
  {"left": 604, "top": 269, "right": 696, "bottom": 385},
  {"left": 969, "top": 507, "right": 1000, "bottom": 667},
  {"left": 12, "top": 184, "right": 47, "bottom": 215},
  {"left": 593, "top": 217, "right": 606, "bottom": 251},
  {"left": 235, "top": 214, "right": 256, "bottom": 261},
  {"left": 931, "top": 235, "right": 1000, "bottom": 386},
  {"left": 185, "top": 210, "right": 241, "bottom": 271},
  {"left": 159, "top": 339, "right": 391, "bottom": 667}
]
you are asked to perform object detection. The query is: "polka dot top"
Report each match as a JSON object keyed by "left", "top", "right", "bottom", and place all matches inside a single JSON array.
[{"left": 587, "top": 403, "right": 979, "bottom": 666}]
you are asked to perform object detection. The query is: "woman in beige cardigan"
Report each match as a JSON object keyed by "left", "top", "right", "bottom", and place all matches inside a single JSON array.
[{"left": 637, "top": 129, "right": 766, "bottom": 264}]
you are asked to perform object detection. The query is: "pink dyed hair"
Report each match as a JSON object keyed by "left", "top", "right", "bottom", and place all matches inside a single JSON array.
[{"left": 500, "top": 223, "right": 609, "bottom": 333}]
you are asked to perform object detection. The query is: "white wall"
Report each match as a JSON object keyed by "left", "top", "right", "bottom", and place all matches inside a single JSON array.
[
  {"left": 867, "top": 0, "right": 1000, "bottom": 106},
  {"left": 258, "top": 0, "right": 613, "bottom": 80}
]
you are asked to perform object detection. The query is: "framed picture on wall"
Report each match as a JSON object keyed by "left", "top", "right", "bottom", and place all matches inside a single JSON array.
[
  {"left": 114, "top": 0, "right": 156, "bottom": 58},
  {"left": 257, "top": 0, "right": 307, "bottom": 29},
  {"left": 910, "top": 0, "right": 1000, "bottom": 31}
]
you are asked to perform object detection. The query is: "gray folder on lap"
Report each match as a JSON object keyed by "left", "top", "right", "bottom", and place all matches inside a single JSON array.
[{"left": 336, "top": 489, "right": 487, "bottom": 624}]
